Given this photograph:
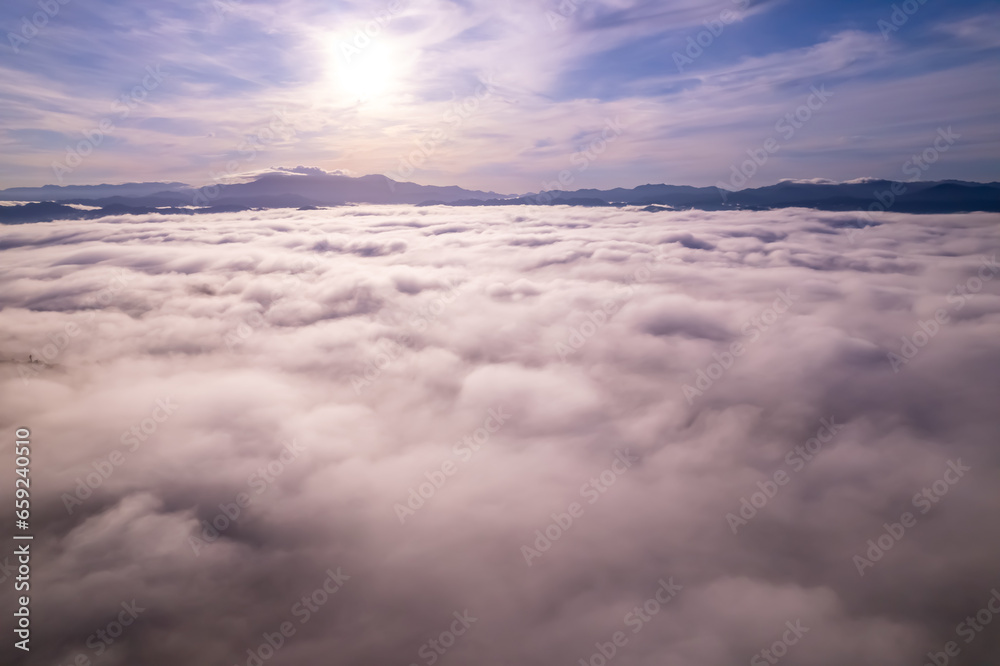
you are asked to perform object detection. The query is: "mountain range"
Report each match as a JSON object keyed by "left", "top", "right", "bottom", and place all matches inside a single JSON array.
[{"left": 1, "top": 170, "right": 998, "bottom": 224}]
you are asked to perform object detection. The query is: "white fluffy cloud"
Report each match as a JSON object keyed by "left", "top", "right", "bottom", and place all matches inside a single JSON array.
[{"left": 1, "top": 206, "right": 1000, "bottom": 666}]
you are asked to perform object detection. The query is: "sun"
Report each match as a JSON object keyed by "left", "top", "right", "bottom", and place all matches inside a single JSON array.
[{"left": 329, "top": 39, "right": 402, "bottom": 104}]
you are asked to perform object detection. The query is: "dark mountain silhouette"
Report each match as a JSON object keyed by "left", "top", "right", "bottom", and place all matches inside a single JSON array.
[
  {"left": 424, "top": 196, "right": 620, "bottom": 207},
  {"left": 193, "top": 172, "right": 504, "bottom": 205},
  {"left": 515, "top": 180, "right": 1000, "bottom": 212},
  {"left": 0, "top": 181, "right": 191, "bottom": 201},
  {"left": 2, "top": 171, "right": 998, "bottom": 224},
  {"left": 0, "top": 201, "right": 283, "bottom": 225},
  {"left": 521, "top": 184, "right": 722, "bottom": 207},
  {"left": 1, "top": 171, "right": 505, "bottom": 209}
]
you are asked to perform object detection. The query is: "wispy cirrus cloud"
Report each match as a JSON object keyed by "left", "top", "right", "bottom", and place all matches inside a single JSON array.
[{"left": 0, "top": 0, "right": 997, "bottom": 189}]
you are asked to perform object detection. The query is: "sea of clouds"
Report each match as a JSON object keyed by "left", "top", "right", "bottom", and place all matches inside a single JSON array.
[{"left": 1, "top": 205, "right": 999, "bottom": 666}]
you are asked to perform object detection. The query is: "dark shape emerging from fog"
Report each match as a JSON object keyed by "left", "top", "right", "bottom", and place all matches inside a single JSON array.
[
  {"left": 2, "top": 171, "right": 998, "bottom": 224},
  {"left": 1, "top": 204, "right": 999, "bottom": 666}
]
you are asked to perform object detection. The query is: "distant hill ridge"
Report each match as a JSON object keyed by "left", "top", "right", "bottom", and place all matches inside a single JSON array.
[{"left": 1, "top": 171, "right": 998, "bottom": 223}]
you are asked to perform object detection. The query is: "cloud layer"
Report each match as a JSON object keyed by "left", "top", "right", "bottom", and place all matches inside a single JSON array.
[{"left": 2, "top": 206, "right": 1000, "bottom": 666}]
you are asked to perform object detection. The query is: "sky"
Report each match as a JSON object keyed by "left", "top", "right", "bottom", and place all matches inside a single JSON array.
[
  {"left": 2, "top": 204, "right": 1000, "bottom": 665},
  {"left": 1, "top": 0, "right": 999, "bottom": 191}
]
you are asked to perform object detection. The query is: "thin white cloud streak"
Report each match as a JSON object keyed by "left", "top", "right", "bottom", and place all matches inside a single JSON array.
[{"left": 1, "top": 3, "right": 999, "bottom": 187}]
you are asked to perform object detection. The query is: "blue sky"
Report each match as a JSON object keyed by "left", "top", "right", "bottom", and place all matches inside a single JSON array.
[{"left": 0, "top": 0, "right": 998, "bottom": 191}]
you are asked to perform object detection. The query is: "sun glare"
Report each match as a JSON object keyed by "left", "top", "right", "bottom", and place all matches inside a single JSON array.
[{"left": 329, "top": 39, "right": 401, "bottom": 104}]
